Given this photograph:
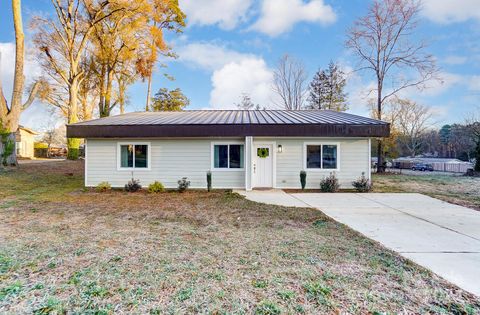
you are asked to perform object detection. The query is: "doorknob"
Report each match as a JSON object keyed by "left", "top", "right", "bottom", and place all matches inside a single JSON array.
[{"left": 253, "top": 163, "right": 256, "bottom": 173}]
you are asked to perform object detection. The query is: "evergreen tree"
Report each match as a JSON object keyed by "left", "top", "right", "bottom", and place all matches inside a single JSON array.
[{"left": 307, "top": 61, "right": 348, "bottom": 111}]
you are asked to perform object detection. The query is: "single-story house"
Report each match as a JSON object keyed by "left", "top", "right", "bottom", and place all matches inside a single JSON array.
[
  {"left": 66, "top": 110, "right": 390, "bottom": 190},
  {"left": 15, "top": 126, "right": 39, "bottom": 159}
]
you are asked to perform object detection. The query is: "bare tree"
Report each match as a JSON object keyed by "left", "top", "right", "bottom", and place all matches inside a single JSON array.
[
  {"left": 235, "top": 93, "right": 260, "bottom": 110},
  {"left": 40, "top": 113, "right": 66, "bottom": 157},
  {"left": 394, "top": 98, "right": 433, "bottom": 157},
  {"left": 272, "top": 55, "right": 308, "bottom": 110},
  {"left": 346, "top": 0, "right": 438, "bottom": 171},
  {"left": 0, "top": 0, "right": 42, "bottom": 166},
  {"left": 466, "top": 107, "right": 480, "bottom": 171}
]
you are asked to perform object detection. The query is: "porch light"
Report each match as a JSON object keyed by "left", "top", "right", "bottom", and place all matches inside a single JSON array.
[{"left": 277, "top": 144, "right": 283, "bottom": 153}]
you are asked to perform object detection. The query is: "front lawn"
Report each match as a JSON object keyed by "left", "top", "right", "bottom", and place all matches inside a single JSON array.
[
  {"left": 1, "top": 161, "right": 479, "bottom": 314},
  {"left": 373, "top": 173, "right": 480, "bottom": 211}
]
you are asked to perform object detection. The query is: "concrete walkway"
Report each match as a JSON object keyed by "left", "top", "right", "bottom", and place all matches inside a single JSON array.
[{"left": 236, "top": 190, "right": 480, "bottom": 297}]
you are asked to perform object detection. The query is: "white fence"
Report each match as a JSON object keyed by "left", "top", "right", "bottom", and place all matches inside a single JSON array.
[
  {"left": 430, "top": 162, "right": 473, "bottom": 173},
  {"left": 393, "top": 160, "right": 474, "bottom": 173}
]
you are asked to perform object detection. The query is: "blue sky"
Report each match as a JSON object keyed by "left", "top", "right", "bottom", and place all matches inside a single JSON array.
[{"left": 0, "top": 0, "right": 479, "bottom": 130}]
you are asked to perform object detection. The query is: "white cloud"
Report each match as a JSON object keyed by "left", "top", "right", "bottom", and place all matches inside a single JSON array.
[
  {"left": 443, "top": 55, "right": 468, "bottom": 65},
  {"left": 0, "top": 43, "right": 16, "bottom": 89},
  {"left": 176, "top": 42, "right": 275, "bottom": 109},
  {"left": 419, "top": 72, "right": 463, "bottom": 96},
  {"left": 468, "top": 75, "right": 480, "bottom": 92},
  {"left": 210, "top": 58, "right": 275, "bottom": 109},
  {"left": 177, "top": 43, "right": 255, "bottom": 71},
  {"left": 422, "top": 0, "right": 480, "bottom": 24},
  {"left": 250, "top": 0, "right": 336, "bottom": 37},
  {"left": 179, "top": 0, "right": 253, "bottom": 30},
  {"left": 0, "top": 42, "right": 53, "bottom": 130}
]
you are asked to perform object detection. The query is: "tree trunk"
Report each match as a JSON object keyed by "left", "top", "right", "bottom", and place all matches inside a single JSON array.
[
  {"left": 0, "top": 0, "right": 26, "bottom": 166},
  {"left": 67, "top": 79, "right": 80, "bottom": 160},
  {"left": 7, "top": 0, "right": 25, "bottom": 133},
  {"left": 376, "top": 80, "right": 385, "bottom": 173},
  {"left": 101, "top": 69, "right": 113, "bottom": 118},
  {"left": 98, "top": 64, "right": 106, "bottom": 117},
  {"left": 145, "top": 73, "right": 152, "bottom": 111},
  {"left": 119, "top": 79, "right": 125, "bottom": 114},
  {"left": 1, "top": 132, "right": 17, "bottom": 166}
]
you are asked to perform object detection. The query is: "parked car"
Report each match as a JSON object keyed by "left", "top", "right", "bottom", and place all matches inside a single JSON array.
[{"left": 411, "top": 163, "right": 434, "bottom": 171}]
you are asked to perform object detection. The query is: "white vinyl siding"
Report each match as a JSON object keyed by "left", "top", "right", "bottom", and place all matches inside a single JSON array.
[
  {"left": 254, "top": 138, "right": 369, "bottom": 189},
  {"left": 86, "top": 139, "right": 244, "bottom": 188},
  {"left": 85, "top": 137, "right": 370, "bottom": 190}
]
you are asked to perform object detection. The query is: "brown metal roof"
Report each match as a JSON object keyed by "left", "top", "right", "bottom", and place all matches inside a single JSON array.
[{"left": 67, "top": 110, "right": 390, "bottom": 138}]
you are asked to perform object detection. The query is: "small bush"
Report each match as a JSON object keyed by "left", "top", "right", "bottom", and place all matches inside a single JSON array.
[
  {"left": 206, "top": 171, "right": 212, "bottom": 192},
  {"left": 125, "top": 178, "right": 141, "bottom": 192},
  {"left": 320, "top": 172, "right": 339, "bottom": 192},
  {"left": 67, "top": 148, "right": 79, "bottom": 160},
  {"left": 300, "top": 170, "right": 307, "bottom": 190},
  {"left": 177, "top": 177, "right": 190, "bottom": 192},
  {"left": 148, "top": 181, "right": 165, "bottom": 193},
  {"left": 96, "top": 182, "right": 111, "bottom": 192},
  {"left": 352, "top": 172, "right": 372, "bottom": 192}
]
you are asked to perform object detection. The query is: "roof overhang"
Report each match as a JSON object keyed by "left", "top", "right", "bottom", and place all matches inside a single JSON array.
[{"left": 67, "top": 123, "right": 390, "bottom": 138}]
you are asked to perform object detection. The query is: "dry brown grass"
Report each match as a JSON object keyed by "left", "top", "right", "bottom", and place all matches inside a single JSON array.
[
  {"left": 373, "top": 173, "right": 480, "bottom": 211},
  {"left": 1, "top": 161, "right": 479, "bottom": 314}
]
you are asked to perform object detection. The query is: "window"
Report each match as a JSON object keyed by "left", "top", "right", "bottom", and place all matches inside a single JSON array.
[
  {"left": 322, "top": 145, "right": 337, "bottom": 169},
  {"left": 119, "top": 143, "right": 149, "bottom": 169},
  {"left": 305, "top": 144, "right": 338, "bottom": 170},
  {"left": 213, "top": 144, "right": 244, "bottom": 169}
]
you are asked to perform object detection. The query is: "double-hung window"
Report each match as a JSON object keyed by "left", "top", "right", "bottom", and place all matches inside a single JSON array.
[
  {"left": 305, "top": 143, "right": 338, "bottom": 170},
  {"left": 118, "top": 143, "right": 150, "bottom": 170},
  {"left": 212, "top": 143, "right": 244, "bottom": 170}
]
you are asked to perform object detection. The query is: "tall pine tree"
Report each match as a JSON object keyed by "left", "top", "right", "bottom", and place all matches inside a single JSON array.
[{"left": 307, "top": 61, "right": 348, "bottom": 111}]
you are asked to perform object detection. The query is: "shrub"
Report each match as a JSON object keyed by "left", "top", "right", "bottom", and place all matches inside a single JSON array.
[
  {"left": 125, "top": 178, "right": 141, "bottom": 192},
  {"left": 67, "top": 148, "right": 79, "bottom": 160},
  {"left": 1, "top": 138, "right": 14, "bottom": 166},
  {"left": 177, "top": 177, "right": 190, "bottom": 192},
  {"left": 475, "top": 141, "right": 480, "bottom": 172},
  {"left": 148, "top": 181, "right": 165, "bottom": 193},
  {"left": 206, "top": 171, "right": 212, "bottom": 192},
  {"left": 34, "top": 142, "right": 48, "bottom": 149},
  {"left": 320, "top": 172, "right": 339, "bottom": 192},
  {"left": 300, "top": 170, "right": 307, "bottom": 190},
  {"left": 95, "top": 182, "right": 111, "bottom": 192},
  {"left": 352, "top": 172, "right": 372, "bottom": 192}
]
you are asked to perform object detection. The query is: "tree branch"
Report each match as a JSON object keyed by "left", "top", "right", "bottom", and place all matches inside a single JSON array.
[{"left": 22, "top": 81, "right": 42, "bottom": 110}]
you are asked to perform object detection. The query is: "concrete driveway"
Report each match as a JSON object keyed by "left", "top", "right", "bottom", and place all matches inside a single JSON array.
[{"left": 238, "top": 190, "right": 480, "bottom": 297}]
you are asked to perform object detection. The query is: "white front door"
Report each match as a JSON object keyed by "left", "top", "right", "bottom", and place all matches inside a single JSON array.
[{"left": 253, "top": 144, "right": 273, "bottom": 188}]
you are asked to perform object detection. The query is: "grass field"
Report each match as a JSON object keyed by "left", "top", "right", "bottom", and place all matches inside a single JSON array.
[
  {"left": 1, "top": 161, "right": 479, "bottom": 314},
  {"left": 373, "top": 172, "right": 480, "bottom": 211}
]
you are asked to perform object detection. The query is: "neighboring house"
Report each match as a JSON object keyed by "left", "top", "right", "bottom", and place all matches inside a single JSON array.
[
  {"left": 15, "top": 126, "right": 39, "bottom": 159},
  {"left": 67, "top": 110, "right": 390, "bottom": 190}
]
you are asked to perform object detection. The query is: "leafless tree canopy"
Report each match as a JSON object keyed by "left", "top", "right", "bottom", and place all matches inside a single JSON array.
[
  {"left": 346, "top": 0, "right": 438, "bottom": 108},
  {"left": 345, "top": 0, "right": 438, "bottom": 170},
  {"left": 393, "top": 98, "right": 433, "bottom": 157},
  {"left": 272, "top": 55, "right": 308, "bottom": 110}
]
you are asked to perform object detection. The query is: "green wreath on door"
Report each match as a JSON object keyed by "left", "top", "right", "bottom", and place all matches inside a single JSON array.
[{"left": 257, "top": 148, "right": 269, "bottom": 158}]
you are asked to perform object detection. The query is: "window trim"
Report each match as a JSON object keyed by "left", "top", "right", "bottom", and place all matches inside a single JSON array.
[
  {"left": 211, "top": 141, "right": 245, "bottom": 171},
  {"left": 303, "top": 142, "right": 340, "bottom": 171},
  {"left": 117, "top": 142, "right": 151, "bottom": 171}
]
